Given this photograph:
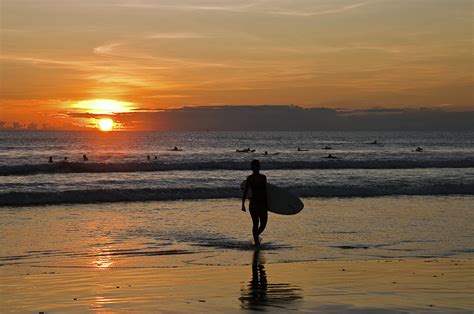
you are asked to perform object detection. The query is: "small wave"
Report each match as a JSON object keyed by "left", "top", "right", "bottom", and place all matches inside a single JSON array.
[
  {"left": 1, "top": 159, "right": 474, "bottom": 176},
  {"left": 330, "top": 244, "right": 370, "bottom": 250},
  {"left": 0, "top": 183, "right": 473, "bottom": 206},
  {"left": 193, "top": 240, "right": 291, "bottom": 251}
]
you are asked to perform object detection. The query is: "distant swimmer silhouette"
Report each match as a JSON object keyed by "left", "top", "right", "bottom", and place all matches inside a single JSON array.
[
  {"left": 264, "top": 151, "right": 279, "bottom": 156},
  {"left": 323, "top": 145, "right": 332, "bottom": 150},
  {"left": 83, "top": 154, "right": 88, "bottom": 161},
  {"left": 323, "top": 154, "right": 338, "bottom": 159},
  {"left": 48, "top": 156, "right": 53, "bottom": 163},
  {"left": 415, "top": 147, "right": 423, "bottom": 152},
  {"left": 371, "top": 140, "right": 378, "bottom": 144},
  {"left": 171, "top": 146, "right": 182, "bottom": 151},
  {"left": 147, "top": 155, "right": 151, "bottom": 160},
  {"left": 242, "top": 160, "right": 268, "bottom": 247},
  {"left": 237, "top": 148, "right": 255, "bottom": 153},
  {"left": 297, "top": 147, "right": 308, "bottom": 151},
  {"left": 154, "top": 156, "right": 158, "bottom": 160},
  {"left": 63, "top": 157, "right": 68, "bottom": 162}
]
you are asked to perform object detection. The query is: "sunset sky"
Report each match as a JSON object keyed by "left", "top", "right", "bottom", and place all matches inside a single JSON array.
[{"left": 1, "top": 0, "right": 472, "bottom": 130}]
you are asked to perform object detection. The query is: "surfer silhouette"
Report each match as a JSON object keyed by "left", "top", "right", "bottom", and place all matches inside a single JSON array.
[{"left": 242, "top": 159, "right": 268, "bottom": 246}]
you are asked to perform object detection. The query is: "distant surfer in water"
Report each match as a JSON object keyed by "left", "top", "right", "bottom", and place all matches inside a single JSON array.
[{"left": 242, "top": 159, "right": 268, "bottom": 247}]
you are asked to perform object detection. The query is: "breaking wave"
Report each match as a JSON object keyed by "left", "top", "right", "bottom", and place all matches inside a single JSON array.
[
  {"left": 1, "top": 159, "right": 474, "bottom": 176},
  {"left": 1, "top": 183, "right": 473, "bottom": 206}
]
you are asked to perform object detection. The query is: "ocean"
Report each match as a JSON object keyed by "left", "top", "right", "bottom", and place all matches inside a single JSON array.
[
  {"left": 0, "top": 131, "right": 473, "bottom": 267},
  {"left": 1, "top": 131, "right": 473, "bottom": 206}
]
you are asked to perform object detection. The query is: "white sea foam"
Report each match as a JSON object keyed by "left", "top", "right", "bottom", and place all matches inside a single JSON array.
[
  {"left": 1, "top": 182, "right": 473, "bottom": 206},
  {"left": 1, "top": 159, "right": 473, "bottom": 176}
]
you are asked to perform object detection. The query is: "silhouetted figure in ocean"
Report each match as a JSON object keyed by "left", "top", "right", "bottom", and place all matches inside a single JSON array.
[
  {"left": 147, "top": 155, "right": 150, "bottom": 160},
  {"left": 324, "top": 154, "right": 338, "bottom": 159},
  {"left": 83, "top": 154, "right": 88, "bottom": 161},
  {"left": 172, "top": 146, "right": 182, "bottom": 151},
  {"left": 415, "top": 147, "right": 423, "bottom": 152},
  {"left": 263, "top": 151, "right": 279, "bottom": 156},
  {"left": 237, "top": 148, "right": 255, "bottom": 153},
  {"left": 154, "top": 156, "right": 158, "bottom": 160},
  {"left": 323, "top": 145, "right": 332, "bottom": 150},
  {"left": 371, "top": 140, "right": 378, "bottom": 144},
  {"left": 63, "top": 157, "right": 68, "bottom": 162},
  {"left": 297, "top": 147, "right": 308, "bottom": 151},
  {"left": 48, "top": 156, "right": 53, "bottom": 163},
  {"left": 242, "top": 160, "right": 268, "bottom": 247}
]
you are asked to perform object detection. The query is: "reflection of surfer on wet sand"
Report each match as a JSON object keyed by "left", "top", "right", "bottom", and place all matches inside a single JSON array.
[{"left": 239, "top": 250, "right": 302, "bottom": 311}]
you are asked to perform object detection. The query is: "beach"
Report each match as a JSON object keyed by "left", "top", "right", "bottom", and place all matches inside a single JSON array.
[
  {"left": 1, "top": 131, "right": 473, "bottom": 312},
  {"left": 1, "top": 197, "right": 473, "bottom": 312},
  {"left": 2, "top": 258, "right": 472, "bottom": 313},
  {"left": 2, "top": 0, "right": 474, "bottom": 310}
]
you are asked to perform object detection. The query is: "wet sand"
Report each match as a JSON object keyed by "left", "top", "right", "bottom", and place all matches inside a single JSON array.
[
  {"left": 1, "top": 257, "right": 472, "bottom": 312},
  {"left": 1, "top": 197, "right": 473, "bottom": 312}
]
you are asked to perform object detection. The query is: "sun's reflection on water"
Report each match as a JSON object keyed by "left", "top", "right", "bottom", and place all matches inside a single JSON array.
[
  {"left": 92, "top": 295, "right": 118, "bottom": 312},
  {"left": 91, "top": 247, "right": 114, "bottom": 269}
]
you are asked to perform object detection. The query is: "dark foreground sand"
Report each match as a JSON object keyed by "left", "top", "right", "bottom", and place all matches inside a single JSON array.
[{"left": 1, "top": 258, "right": 472, "bottom": 313}]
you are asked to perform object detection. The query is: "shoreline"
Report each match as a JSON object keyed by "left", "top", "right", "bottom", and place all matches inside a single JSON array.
[
  {"left": 1, "top": 258, "right": 472, "bottom": 313},
  {"left": 1, "top": 197, "right": 473, "bottom": 312}
]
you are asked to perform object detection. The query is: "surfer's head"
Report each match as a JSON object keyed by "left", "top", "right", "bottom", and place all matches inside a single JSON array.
[{"left": 251, "top": 159, "right": 260, "bottom": 173}]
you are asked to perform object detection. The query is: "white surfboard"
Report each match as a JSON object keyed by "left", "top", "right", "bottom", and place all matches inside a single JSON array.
[{"left": 241, "top": 181, "right": 304, "bottom": 215}]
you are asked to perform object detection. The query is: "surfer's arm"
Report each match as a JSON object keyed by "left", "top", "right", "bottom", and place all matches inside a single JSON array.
[
  {"left": 262, "top": 175, "right": 268, "bottom": 210},
  {"left": 242, "top": 178, "right": 250, "bottom": 212}
]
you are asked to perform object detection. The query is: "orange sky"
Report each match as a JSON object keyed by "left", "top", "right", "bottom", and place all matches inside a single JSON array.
[{"left": 0, "top": 0, "right": 472, "bottom": 130}]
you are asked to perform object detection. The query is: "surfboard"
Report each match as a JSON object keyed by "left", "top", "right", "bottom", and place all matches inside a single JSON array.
[{"left": 240, "top": 181, "right": 304, "bottom": 215}]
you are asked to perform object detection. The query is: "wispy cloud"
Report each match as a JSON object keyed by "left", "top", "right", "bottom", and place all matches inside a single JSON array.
[
  {"left": 0, "top": 55, "right": 96, "bottom": 71},
  {"left": 116, "top": 0, "right": 377, "bottom": 17},
  {"left": 145, "top": 32, "right": 214, "bottom": 39},
  {"left": 268, "top": 1, "right": 373, "bottom": 17},
  {"left": 116, "top": 0, "right": 265, "bottom": 12},
  {"left": 93, "top": 42, "right": 126, "bottom": 56}
]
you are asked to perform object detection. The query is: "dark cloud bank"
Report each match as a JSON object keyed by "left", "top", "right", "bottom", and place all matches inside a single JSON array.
[{"left": 110, "top": 105, "right": 473, "bottom": 131}]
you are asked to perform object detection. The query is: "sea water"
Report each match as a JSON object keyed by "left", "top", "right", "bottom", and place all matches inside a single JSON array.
[
  {"left": 0, "top": 131, "right": 473, "bottom": 267},
  {"left": 0, "top": 131, "right": 473, "bottom": 205}
]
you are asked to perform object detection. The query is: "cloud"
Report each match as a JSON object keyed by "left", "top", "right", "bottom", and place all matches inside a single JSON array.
[
  {"left": 0, "top": 55, "right": 93, "bottom": 70},
  {"left": 269, "top": 1, "right": 373, "bottom": 17},
  {"left": 116, "top": 0, "right": 263, "bottom": 12},
  {"left": 116, "top": 0, "right": 376, "bottom": 17},
  {"left": 27, "top": 123, "right": 38, "bottom": 130},
  {"left": 64, "top": 105, "right": 474, "bottom": 131},
  {"left": 145, "top": 32, "right": 215, "bottom": 39}
]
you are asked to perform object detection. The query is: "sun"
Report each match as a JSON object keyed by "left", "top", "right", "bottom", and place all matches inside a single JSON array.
[{"left": 98, "top": 118, "right": 114, "bottom": 131}]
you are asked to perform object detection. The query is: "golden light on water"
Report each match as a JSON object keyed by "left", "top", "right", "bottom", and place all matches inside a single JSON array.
[
  {"left": 98, "top": 118, "right": 114, "bottom": 131},
  {"left": 92, "top": 248, "right": 114, "bottom": 269}
]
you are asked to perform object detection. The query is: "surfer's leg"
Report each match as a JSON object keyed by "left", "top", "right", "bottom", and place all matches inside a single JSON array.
[
  {"left": 249, "top": 204, "right": 260, "bottom": 246},
  {"left": 257, "top": 210, "right": 267, "bottom": 235}
]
